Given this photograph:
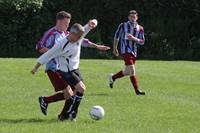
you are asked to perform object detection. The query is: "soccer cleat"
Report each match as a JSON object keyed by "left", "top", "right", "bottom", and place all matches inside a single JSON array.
[
  {"left": 109, "top": 73, "right": 114, "bottom": 88},
  {"left": 58, "top": 112, "right": 76, "bottom": 122},
  {"left": 68, "top": 111, "right": 77, "bottom": 122},
  {"left": 38, "top": 96, "right": 48, "bottom": 115},
  {"left": 136, "top": 90, "right": 146, "bottom": 95},
  {"left": 58, "top": 114, "right": 69, "bottom": 121}
]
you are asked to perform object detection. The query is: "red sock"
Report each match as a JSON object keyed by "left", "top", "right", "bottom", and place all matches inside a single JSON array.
[
  {"left": 112, "top": 71, "right": 124, "bottom": 81},
  {"left": 44, "top": 92, "right": 65, "bottom": 104},
  {"left": 130, "top": 76, "right": 139, "bottom": 93}
]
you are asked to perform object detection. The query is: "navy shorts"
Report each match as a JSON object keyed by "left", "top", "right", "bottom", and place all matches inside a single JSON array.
[{"left": 59, "top": 69, "right": 83, "bottom": 86}]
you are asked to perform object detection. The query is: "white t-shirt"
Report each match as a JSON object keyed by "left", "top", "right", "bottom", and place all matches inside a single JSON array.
[{"left": 37, "top": 24, "right": 91, "bottom": 72}]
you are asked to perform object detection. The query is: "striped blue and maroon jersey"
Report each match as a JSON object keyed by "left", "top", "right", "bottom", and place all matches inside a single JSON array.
[
  {"left": 36, "top": 27, "right": 69, "bottom": 72},
  {"left": 36, "top": 27, "right": 69, "bottom": 51},
  {"left": 114, "top": 21, "right": 145, "bottom": 57}
]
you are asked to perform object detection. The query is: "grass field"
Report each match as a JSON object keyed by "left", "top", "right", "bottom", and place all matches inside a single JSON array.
[{"left": 0, "top": 58, "right": 200, "bottom": 133}]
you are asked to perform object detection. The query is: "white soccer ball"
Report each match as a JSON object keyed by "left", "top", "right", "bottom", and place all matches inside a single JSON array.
[{"left": 89, "top": 105, "right": 105, "bottom": 120}]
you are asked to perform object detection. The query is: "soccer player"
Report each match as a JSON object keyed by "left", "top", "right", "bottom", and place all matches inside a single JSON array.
[
  {"left": 32, "top": 22, "right": 95, "bottom": 120},
  {"left": 36, "top": 11, "right": 110, "bottom": 116},
  {"left": 32, "top": 21, "right": 109, "bottom": 121},
  {"left": 109, "top": 10, "right": 145, "bottom": 95}
]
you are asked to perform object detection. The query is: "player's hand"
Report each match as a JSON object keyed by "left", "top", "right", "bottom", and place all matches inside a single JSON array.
[
  {"left": 96, "top": 45, "right": 110, "bottom": 51},
  {"left": 88, "top": 19, "right": 98, "bottom": 29},
  {"left": 126, "top": 33, "right": 134, "bottom": 40},
  {"left": 31, "top": 68, "right": 37, "bottom": 75},
  {"left": 113, "top": 49, "right": 119, "bottom": 56},
  {"left": 127, "top": 33, "right": 139, "bottom": 42}
]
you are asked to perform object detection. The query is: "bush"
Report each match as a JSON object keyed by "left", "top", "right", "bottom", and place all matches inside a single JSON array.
[
  {"left": 0, "top": 0, "right": 43, "bottom": 57},
  {"left": 0, "top": 0, "right": 199, "bottom": 60}
]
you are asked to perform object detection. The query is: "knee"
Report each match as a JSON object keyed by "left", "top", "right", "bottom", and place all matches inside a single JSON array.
[
  {"left": 80, "top": 83, "right": 86, "bottom": 92},
  {"left": 123, "top": 69, "right": 129, "bottom": 76},
  {"left": 129, "top": 68, "right": 135, "bottom": 76},
  {"left": 123, "top": 65, "right": 135, "bottom": 76},
  {"left": 75, "top": 82, "right": 86, "bottom": 94},
  {"left": 63, "top": 86, "right": 73, "bottom": 99}
]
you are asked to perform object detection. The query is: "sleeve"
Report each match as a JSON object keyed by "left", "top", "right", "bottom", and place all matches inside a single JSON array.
[
  {"left": 37, "top": 41, "right": 62, "bottom": 64},
  {"left": 36, "top": 32, "right": 55, "bottom": 51},
  {"left": 82, "top": 24, "right": 91, "bottom": 38},
  {"left": 54, "top": 34, "right": 60, "bottom": 45},
  {"left": 138, "top": 26, "right": 145, "bottom": 45},
  {"left": 81, "top": 38, "right": 90, "bottom": 47},
  {"left": 114, "top": 23, "right": 124, "bottom": 40}
]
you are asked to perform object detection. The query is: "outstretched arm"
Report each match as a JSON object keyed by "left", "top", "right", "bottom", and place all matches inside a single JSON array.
[
  {"left": 83, "top": 19, "right": 98, "bottom": 38},
  {"left": 31, "top": 41, "right": 63, "bottom": 75},
  {"left": 88, "top": 42, "right": 110, "bottom": 51},
  {"left": 31, "top": 62, "right": 42, "bottom": 75},
  {"left": 81, "top": 39, "right": 110, "bottom": 51}
]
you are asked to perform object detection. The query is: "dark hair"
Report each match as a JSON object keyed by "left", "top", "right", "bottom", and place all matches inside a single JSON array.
[
  {"left": 129, "top": 10, "right": 138, "bottom": 16},
  {"left": 56, "top": 11, "right": 71, "bottom": 20}
]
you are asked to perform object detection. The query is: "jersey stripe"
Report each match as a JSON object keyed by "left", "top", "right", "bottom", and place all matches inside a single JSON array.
[{"left": 115, "top": 21, "right": 144, "bottom": 57}]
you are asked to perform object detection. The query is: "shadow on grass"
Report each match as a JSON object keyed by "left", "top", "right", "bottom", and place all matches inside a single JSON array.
[
  {"left": 0, "top": 118, "right": 57, "bottom": 124},
  {"left": 82, "top": 119, "right": 97, "bottom": 124},
  {"left": 87, "top": 93, "right": 109, "bottom": 97}
]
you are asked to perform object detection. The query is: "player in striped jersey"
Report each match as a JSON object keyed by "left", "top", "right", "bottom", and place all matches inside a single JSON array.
[
  {"left": 109, "top": 10, "right": 145, "bottom": 95},
  {"left": 36, "top": 11, "right": 110, "bottom": 116}
]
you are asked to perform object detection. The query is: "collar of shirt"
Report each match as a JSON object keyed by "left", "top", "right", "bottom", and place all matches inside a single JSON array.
[
  {"left": 128, "top": 21, "right": 138, "bottom": 28},
  {"left": 65, "top": 36, "right": 81, "bottom": 48},
  {"left": 53, "top": 26, "right": 67, "bottom": 34}
]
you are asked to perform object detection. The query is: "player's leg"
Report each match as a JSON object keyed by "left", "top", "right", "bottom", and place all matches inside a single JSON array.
[
  {"left": 67, "top": 81, "right": 85, "bottom": 121},
  {"left": 58, "top": 70, "right": 85, "bottom": 121},
  {"left": 39, "top": 70, "right": 71, "bottom": 115},
  {"left": 109, "top": 67, "right": 131, "bottom": 88},
  {"left": 58, "top": 86, "right": 74, "bottom": 120},
  {"left": 45, "top": 70, "right": 69, "bottom": 102},
  {"left": 109, "top": 53, "right": 131, "bottom": 88},
  {"left": 109, "top": 71, "right": 124, "bottom": 88},
  {"left": 58, "top": 83, "right": 84, "bottom": 121},
  {"left": 126, "top": 59, "right": 145, "bottom": 95}
]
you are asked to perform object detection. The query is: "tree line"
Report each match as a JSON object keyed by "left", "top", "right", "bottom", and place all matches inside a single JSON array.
[{"left": 0, "top": 0, "right": 199, "bottom": 60}]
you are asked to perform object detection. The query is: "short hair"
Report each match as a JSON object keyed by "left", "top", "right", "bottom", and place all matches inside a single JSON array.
[
  {"left": 56, "top": 11, "right": 71, "bottom": 20},
  {"left": 70, "top": 23, "right": 85, "bottom": 35},
  {"left": 129, "top": 10, "right": 138, "bottom": 16}
]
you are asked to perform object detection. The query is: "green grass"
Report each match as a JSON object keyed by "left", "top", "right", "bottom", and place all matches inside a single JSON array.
[{"left": 0, "top": 58, "right": 200, "bottom": 133}]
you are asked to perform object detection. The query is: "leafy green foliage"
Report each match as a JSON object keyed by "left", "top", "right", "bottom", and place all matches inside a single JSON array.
[{"left": 0, "top": 0, "right": 200, "bottom": 60}]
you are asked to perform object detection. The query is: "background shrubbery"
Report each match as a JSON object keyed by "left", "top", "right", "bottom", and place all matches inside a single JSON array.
[{"left": 0, "top": 0, "right": 200, "bottom": 60}]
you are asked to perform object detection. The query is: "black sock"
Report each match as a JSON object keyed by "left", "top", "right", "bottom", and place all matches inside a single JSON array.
[
  {"left": 73, "top": 92, "right": 83, "bottom": 115},
  {"left": 67, "top": 92, "right": 83, "bottom": 116},
  {"left": 60, "top": 96, "right": 74, "bottom": 117}
]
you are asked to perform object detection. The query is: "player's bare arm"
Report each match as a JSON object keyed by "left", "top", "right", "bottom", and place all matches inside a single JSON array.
[
  {"left": 31, "top": 62, "right": 42, "bottom": 75},
  {"left": 31, "top": 42, "right": 62, "bottom": 75},
  {"left": 88, "top": 42, "right": 110, "bottom": 51},
  {"left": 113, "top": 38, "right": 119, "bottom": 56},
  {"left": 113, "top": 23, "right": 123, "bottom": 57},
  {"left": 38, "top": 47, "right": 49, "bottom": 54}
]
